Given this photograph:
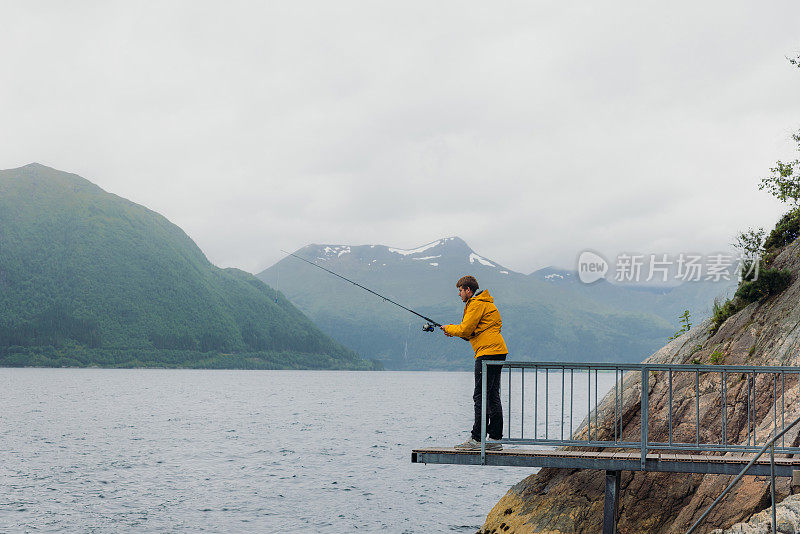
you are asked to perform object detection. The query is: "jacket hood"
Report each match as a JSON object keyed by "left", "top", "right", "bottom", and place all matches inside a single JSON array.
[{"left": 471, "top": 289, "right": 494, "bottom": 303}]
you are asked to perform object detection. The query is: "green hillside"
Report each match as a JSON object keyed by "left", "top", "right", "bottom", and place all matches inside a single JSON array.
[{"left": 0, "top": 163, "right": 377, "bottom": 370}]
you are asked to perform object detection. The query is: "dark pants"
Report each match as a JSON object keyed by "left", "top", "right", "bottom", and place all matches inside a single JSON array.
[{"left": 472, "top": 354, "right": 507, "bottom": 441}]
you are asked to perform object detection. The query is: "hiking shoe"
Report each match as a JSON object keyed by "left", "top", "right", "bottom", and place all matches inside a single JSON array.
[
  {"left": 486, "top": 439, "right": 503, "bottom": 451},
  {"left": 453, "top": 438, "right": 503, "bottom": 451},
  {"left": 454, "top": 438, "right": 481, "bottom": 450}
]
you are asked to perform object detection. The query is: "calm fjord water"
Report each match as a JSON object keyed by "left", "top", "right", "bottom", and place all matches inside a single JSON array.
[{"left": 1, "top": 368, "right": 614, "bottom": 532}]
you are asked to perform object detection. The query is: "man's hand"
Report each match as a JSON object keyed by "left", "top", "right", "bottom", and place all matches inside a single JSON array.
[{"left": 440, "top": 325, "right": 454, "bottom": 337}]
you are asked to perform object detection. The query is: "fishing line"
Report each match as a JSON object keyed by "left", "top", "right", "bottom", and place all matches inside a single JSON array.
[
  {"left": 274, "top": 258, "right": 280, "bottom": 304},
  {"left": 280, "top": 249, "right": 442, "bottom": 331}
]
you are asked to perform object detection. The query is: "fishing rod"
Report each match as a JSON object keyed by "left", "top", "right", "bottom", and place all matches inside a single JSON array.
[{"left": 280, "top": 250, "right": 442, "bottom": 332}]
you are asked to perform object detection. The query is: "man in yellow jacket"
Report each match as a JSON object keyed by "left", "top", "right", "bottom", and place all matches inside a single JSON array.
[{"left": 441, "top": 275, "right": 508, "bottom": 451}]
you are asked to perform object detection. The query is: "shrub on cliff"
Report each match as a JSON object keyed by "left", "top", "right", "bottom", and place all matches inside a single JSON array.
[
  {"left": 710, "top": 297, "right": 743, "bottom": 334},
  {"left": 711, "top": 265, "right": 793, "bottom": 335},
  {"left": 734, "top": 267, "right": 793, "bottom": 303},
  {"left": 763, "top": 208, "right": 800, "bottom": 250}
]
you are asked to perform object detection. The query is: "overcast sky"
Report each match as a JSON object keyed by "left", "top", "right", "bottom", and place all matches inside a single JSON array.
[{"left": 2, "top": 1, "right": 799, "bottom": 274}]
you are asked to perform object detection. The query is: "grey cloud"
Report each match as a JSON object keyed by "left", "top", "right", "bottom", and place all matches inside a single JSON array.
[{"left": 1, "top": 1, "right": 799, "bottom": 274}]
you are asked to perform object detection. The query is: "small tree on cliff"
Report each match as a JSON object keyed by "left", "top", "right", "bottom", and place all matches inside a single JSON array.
[
  {"left": 758, "top": 130, "right": 800, "bottom": 206},
  {"left": 759, "top": 55, "right": 800, "bottom": 207},
  {"left": 711, "top": 54, "right": 799, "bottom": 334},
  {"left": 750, "top": 53, "right": 800, "bottom": 252}
]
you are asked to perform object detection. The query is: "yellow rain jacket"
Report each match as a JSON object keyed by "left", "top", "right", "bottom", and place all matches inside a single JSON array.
[{"left": 443, "top": 290, "right": 508, "bottom": 358}]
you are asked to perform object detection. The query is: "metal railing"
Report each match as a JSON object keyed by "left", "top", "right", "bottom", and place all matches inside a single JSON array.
[
  {"left": 686, "top": 412, "right": 800, "bottom": 534},
  {"left": 479, "top": 362, "right": 800, "bottom": 468}
]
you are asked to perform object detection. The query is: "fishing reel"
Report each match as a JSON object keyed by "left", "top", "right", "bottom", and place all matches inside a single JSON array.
[{"left": 422, "top": 323, "right": 436, "bottom": 332}]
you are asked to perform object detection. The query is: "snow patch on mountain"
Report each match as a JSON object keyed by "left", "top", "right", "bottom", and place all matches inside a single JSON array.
[
  {"left": 429, "top": 262, "right": 438, "bottom": 267},
  {"left": 469, "top": 253, "right": 495, "bottom": 267},
  {"left": 322, "top": 245, "right": 351, "bottom": 258},
  {"left": 412, "top": 255, "right": 441, "bottom": 261},
  {"left": 545, "top": 273, "right": 565, "bottom": 280},
  {"left": 388, "top": 240, "right": 442, "bottom": 256}
]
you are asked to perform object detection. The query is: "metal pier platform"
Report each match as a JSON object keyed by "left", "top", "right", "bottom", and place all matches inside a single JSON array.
[
  {"left": 412, "top": 362, "right": 800, "bottom": 533},
  {"left": 412, "top": 448, "right": 800, "bottom": 477}
]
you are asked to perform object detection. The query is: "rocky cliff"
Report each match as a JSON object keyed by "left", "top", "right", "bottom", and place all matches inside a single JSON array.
[
  {"left": 481, "top": 237, "right": 800, "bottom": 533},
  {"left": 710, "top": 494, "right": 800, "bottom": 533}
]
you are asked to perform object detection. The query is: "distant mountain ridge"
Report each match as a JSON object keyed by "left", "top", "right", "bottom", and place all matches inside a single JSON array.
[
  {"left": 259, "top": 238, "right": 736, "bottom": 370},
  {"left": 531, "top": 267, "right": 575, "bottom": 280},
  {"left": 0, "top": 163, "right": 376, "bottom": 369},
  {"left": 311, "top": 237, "right": 512, "bottom": 272}
]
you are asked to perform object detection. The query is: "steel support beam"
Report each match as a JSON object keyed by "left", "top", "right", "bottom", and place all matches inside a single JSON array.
[
  {"left": 603, "top": 470, "right": 621, "bottom": 534},
  {"left": 411, "top": 449, "right": 800, "bottom": 477}
]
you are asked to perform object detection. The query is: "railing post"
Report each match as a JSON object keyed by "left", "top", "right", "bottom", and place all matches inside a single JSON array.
[
  {"left": 641, "top": 368, "right": 649, "bottom": 471},
  {"left": 695, "top": 369, "right": 700, "bottom": 446},
  {"left": 481, "top": 360, "right": 487, "bottom": 465},
  {"left": 521, "top": 367, "right": 525, "bottom": 440},
  {"left": 770, "top": 442, "right": 776, "bottom": 534}
]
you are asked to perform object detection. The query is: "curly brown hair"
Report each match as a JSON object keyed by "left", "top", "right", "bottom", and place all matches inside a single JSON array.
[{"left": 456, "top": 275, "right": 479, "bottom": 293}]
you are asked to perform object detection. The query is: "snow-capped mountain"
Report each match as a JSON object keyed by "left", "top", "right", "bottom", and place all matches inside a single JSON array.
[
  {"left": 307, "top": 237, "right": 515, "bottom": 275},
  {"left": 257, "top": 237, "right": 734, "bottom": 370}
]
